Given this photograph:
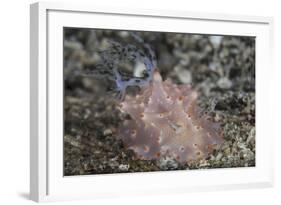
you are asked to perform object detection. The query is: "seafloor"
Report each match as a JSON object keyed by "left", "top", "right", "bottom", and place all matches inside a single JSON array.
[{"left": 64, "top": 29, "right": 255, "bottom": 175}]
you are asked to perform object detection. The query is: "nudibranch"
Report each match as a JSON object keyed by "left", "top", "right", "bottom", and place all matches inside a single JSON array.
[
  {"left": 118, "top": 70, "right": 224, "bottom": 162},
  {"left": 83, "top": 33, "right": 224, "bottom": 162}
]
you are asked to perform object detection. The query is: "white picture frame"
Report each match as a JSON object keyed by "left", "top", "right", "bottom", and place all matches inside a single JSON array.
[{"left": 30, "top": 2, "right": 274, "bottom": 202}]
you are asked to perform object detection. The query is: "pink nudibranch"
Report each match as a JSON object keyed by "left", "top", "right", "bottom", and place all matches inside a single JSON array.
[{"left": 118, "top": 70, "right": 223, "bottom": 162}]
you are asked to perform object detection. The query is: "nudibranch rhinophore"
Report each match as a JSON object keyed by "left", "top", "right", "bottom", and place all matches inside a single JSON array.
[{"left": 118, "top": 70, "right": 224, "bottom": 162}]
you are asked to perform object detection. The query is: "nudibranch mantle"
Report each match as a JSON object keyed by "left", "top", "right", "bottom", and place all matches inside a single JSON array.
[{"left": 118, "top": 70, "right": 224, "bottom": 162}]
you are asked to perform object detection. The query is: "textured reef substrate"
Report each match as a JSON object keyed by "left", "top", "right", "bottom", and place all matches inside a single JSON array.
[{"left": 63, "top": 29, "right": 255, "bottom": 175}]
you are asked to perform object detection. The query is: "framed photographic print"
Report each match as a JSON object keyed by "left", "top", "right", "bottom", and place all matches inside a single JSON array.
[{"left": 30, "top": 2, "right": 274, "bottom": 202}]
